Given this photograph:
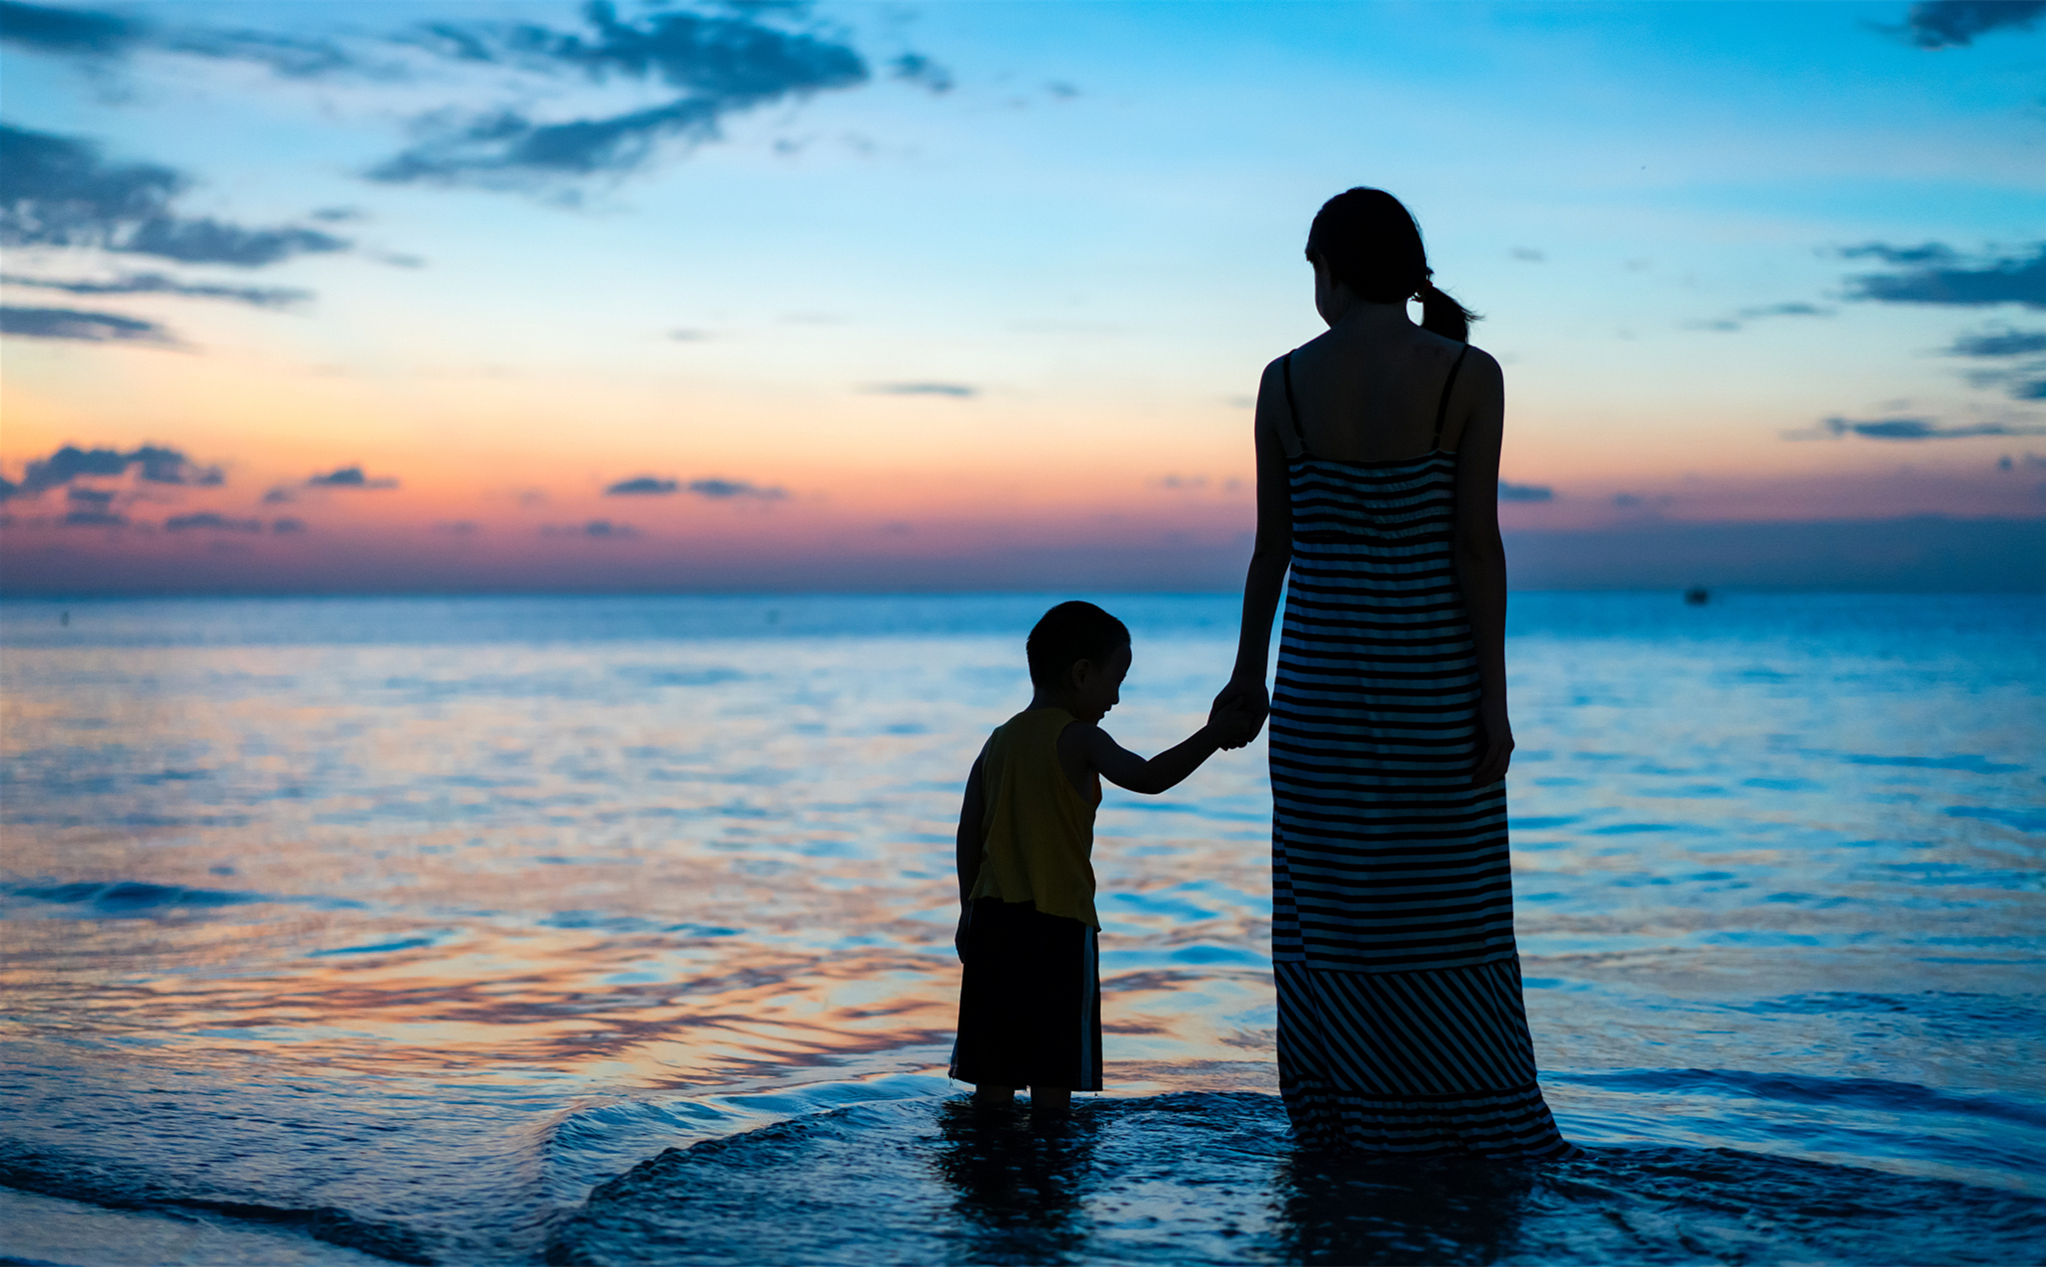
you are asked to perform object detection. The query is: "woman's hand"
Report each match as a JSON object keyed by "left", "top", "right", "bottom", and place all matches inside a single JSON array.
[
  {"left": 1471, "top": 695, "right": 1514, "bottom": 786},
  {"left": 1210, "top": 675, "right": 1269, "bottom": 749}
]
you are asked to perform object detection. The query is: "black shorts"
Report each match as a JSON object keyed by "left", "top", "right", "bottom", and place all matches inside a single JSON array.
[{"left": 949, "top": 897, "right": 1102, "bottom": 1092}]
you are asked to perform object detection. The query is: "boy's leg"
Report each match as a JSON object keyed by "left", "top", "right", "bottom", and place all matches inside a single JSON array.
[
  {"left": 973, "top": 1083, "right": 1016, "bottom": 1107},
  {"left": 1027, "top": 1086, "right": 1071, "bottom": 1115}
]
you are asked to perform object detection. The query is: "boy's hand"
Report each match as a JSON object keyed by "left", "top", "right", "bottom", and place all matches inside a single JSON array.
[{"left": 1211, "top": 707, "right": 1258, "bottom": 749}]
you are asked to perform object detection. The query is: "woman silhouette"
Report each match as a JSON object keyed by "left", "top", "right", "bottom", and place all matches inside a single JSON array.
[{"left": 1212, "top": 189, "right": 1568, "bottom": 1157}]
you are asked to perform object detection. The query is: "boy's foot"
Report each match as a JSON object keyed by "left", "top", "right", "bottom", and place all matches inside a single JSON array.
[
  {"left": 972, "top": 1084, "right": 1017, "bottom": 1109},
  {"left": 1026, "top": 1086, "right": 1072, "bottom": 1116}
]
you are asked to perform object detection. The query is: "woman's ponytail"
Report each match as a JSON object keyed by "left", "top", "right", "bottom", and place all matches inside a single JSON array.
[
  {"left": 1308, "top": 188, "right": 1480, "bottom": 343},
  {"left": 1417, "top": 278, "right": 1477, "bottom": 344}
]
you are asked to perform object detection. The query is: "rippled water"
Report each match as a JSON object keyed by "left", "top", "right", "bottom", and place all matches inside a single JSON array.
[{"left": 1, "top": 592, "right": 2040, "bottom": 1265}]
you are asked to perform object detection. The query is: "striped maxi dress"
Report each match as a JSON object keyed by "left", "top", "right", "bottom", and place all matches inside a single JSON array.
[{"left": 1267, "top": 345, "right": 1569, "bottom": 1158}]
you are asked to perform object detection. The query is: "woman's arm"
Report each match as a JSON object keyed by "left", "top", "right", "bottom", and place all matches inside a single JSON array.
[
  {"left": 1211, "top": 358, "right": 1294, "bottom": 739},
  {"left": 1448, "top": 349, "right": 1513, "bottom": 786}
]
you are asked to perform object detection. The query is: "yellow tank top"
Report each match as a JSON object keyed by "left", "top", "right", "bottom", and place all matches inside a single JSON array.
[{"left": 969, "top": 707, "right": 1101, "bottom": 928}]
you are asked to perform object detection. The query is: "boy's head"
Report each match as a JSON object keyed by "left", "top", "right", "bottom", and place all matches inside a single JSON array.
[{"left": 1027, "top": 601, "right": 1131, "bottom": 718}]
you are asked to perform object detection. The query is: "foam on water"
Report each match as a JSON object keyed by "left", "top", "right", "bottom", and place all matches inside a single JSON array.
[{"left": 1, "top": 592, "right": 2040, "bottom": 1264}]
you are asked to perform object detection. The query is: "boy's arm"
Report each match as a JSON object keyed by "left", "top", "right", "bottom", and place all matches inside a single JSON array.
[
  {"left": 1062, "top": 720, "right": 1234, "bottom": 796},
  {"left": 956, "top": 749, "right": 988, "bottom": 903}
]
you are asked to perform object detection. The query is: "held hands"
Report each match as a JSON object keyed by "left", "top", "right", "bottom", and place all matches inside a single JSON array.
[{"left": 1209, "top": 675, "right": 1270, "bottom": 750}]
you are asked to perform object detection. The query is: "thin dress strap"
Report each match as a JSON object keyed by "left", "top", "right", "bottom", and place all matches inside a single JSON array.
[
  {"left": 1280, "top": 353, "right": 1311, "bottom": 457},
  {"left": 1432, "top": 345, "right": 1471, "bottom": 449}
]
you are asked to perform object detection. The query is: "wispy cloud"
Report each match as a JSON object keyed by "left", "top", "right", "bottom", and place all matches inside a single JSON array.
[
  {"left": 865, "top": 381, "right": 978, "bottom": 398},
  {"left": 606, "top": 476, "right": 678, "bottom": 495},
  {"left": 0, "top": 271, "right": 309, "bottom": 308},
  {"left": 165, "top": 511, "right": 261, "bottom": 533},
  {"left": 0, "top": 124, "right": 351, "bottom": 270},
  {"left": 1949, "top": 328, "right": 2046, "bottom": 358},
  {"left": 370, "top": 3, "right": 875, "bottom": 189},
  {"left": 687, "top": 478, "right": 784, "bottom": 500},
  {"left": 1946, "top": 327, "right": 2046, "bottom": 401},
  {"left": 1898, "top": 0, "right": 2046, "bottom": 48},
  {"left": 1685, "top": 301, "right": 1835, "bottom": 333},
  {"left": 1822, "top": 416, "right": 2046, "bottom": 440},
  {"left": 0, "top": 304, "right": 175, "bottom": 345},
  {"left": 542, "top": 518, "right": 639, "bottom": 538},
  {"left": 1841, "top": 242, "right": 2046, "bottom": 309},
  {"left": 305, "top": 466, "right": 398, "bottom": 489},
  {"left": 0, "top": 0, "right": 381, "bottom": 78}
]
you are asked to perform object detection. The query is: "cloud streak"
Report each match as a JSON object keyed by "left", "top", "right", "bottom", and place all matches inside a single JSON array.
[
  {"left": 305, "top": 466, "right": 398, "bottom": 489},
  {"left": 0, "top": 304, "right": 174, "bottom": 344},
  {"left": 865, "top": 381, "right": 978, "bottom": 398},
  {"left": 1822, "top": 416, "right": 2046, "bottom": 440},
  {"left": 0, "top": 271, "right": 309, "bottom": 308},
  {"left": 1842, "top": 242, "right": 2046, "bottom": 309},
  {"left": 0, "top": 1, "right": 377, "bottom": 78},
  {"left": 370, "top": 2, "right": 872, "bottom": 188},
  {"left": 606, "top": 476, "right": 678, "bottom": 495}
]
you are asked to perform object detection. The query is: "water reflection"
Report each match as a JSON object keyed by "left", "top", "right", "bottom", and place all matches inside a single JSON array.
[
  {"left": 0, "top": 594, "right": 2041, "bottom": 1263},
  {"left": 932, "top": 1102, "right": 1098, "bottom": 1264}
]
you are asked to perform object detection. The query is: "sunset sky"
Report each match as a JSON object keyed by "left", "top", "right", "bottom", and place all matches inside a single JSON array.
[{"left": 2, "top": 0, "right": 2043, "bottom": 592}]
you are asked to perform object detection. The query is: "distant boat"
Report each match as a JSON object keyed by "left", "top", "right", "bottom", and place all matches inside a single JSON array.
[{"left": 1684, "top": 587, "right": 1710, "bottom": 606}]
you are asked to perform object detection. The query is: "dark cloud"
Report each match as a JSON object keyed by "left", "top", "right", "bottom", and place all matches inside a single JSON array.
[
  {"left": 688, "top": 478, "right": 784, "bottom": 500},
  {"left": 0, "top": 1, "right": 373, "bottom": 78},
  {"left": 432, "top": 519, "right": 479, "bottom": 535},
  {"left": 890, "top": 53, "right": 953, "bottom": 93},
  {"left": 306, "top": 466, "right": 398, "bottom": 489},
  {"left": 866, "top": 381, "right": 978, "bottom": 398},
  {"left": 270, "top": 517, "right": 306, "bottom": 534},
  {"left": 1499, "top": 482, "right": 1555, "bottom": 502},
  {"left": 1, "top": 271, "right": 309, "bottom": 308},
  {"left": 543, "top": 519, "right": 639, "bottom": 538},
  {"left": 0, "top": 125, "right": 350, "bottom": 268},
  {"left": 0, "top": 305, "right": 174, "bottom": 344},
  {"left": 1510, "top": 248, "right": 1544, "bottom": 263},
  {"left": 166, "top": 511, "right": 261, "bottom": 533},
  {"left": 1900, "top": 0, "right": 2046, "bottom": 48},
  {"left": 0, "top": 443, "right": 222, "bottom": 501},
  {"left": 1949, "top": 328, "right": 2046, "bottom": 357},
  {"left": 606, "top": 476, "right": 678, "bottom": 495},
  {"left": 0, "top": 1, "right": 135, "bottom": 55},
  {"left": 1946, "top": 328, "right": 2046, "bottom": 401},
  {"left": 371, "top": 2, "right": 871, "bottom": 187},
  {"left": 63, "top": 507, "right": 124, "bottom": 527},
  {"left": 1842, "top": 242, "right": 2046, "bottom": 309},
  {"left": 1824, "top": 416, "right": 2046, "bottom": 439},
  {"left": 67, "top": 487, "right": 114, "bottom": 508}
]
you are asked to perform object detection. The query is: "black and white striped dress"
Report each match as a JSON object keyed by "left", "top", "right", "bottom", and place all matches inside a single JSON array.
[{"left": 1268, "top": 346, "right": 1568, "bottom": 1157}]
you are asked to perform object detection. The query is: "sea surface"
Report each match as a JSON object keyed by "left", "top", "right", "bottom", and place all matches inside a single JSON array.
[{"left": 1, "top": 592, "right": 2041, "bottom": 1266}]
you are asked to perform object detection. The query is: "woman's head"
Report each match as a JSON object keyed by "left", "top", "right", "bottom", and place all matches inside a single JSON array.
[{"left": 1305, "top": 188, "right": 1474, "bottom": 342}]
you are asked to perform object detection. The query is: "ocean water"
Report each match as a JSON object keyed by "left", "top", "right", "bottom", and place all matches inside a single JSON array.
[{"left": 0, "top": 591, "right": 2041, "bottom": 1266}]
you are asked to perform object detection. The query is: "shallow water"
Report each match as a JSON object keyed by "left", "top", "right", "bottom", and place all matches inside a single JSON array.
[{"left": 1, "top": 592, "right": 2041, "bottom": 1265}]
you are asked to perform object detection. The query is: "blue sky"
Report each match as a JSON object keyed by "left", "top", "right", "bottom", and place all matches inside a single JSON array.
[{"left": 2, "top": 1, "right": 2042, "bottom": 591}]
